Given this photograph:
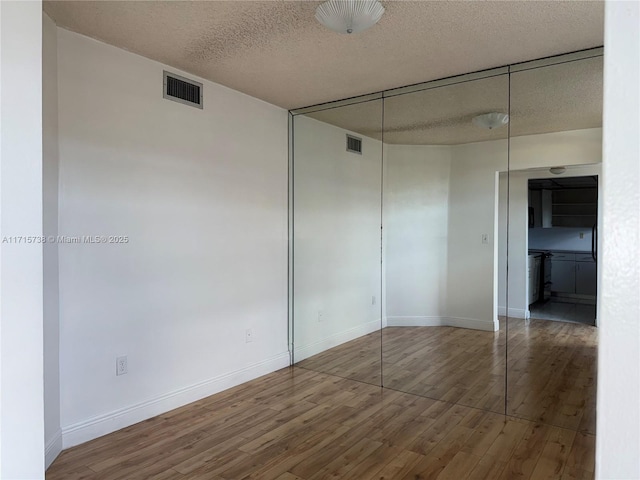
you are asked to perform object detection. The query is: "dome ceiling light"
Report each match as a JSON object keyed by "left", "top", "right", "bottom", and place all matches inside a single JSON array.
[
  {"left": 472, "top": 112, "right": 510, "bottom": 130},
  {"left": 315, "top": 0, "right": 386, "bottom": 35},
  {"left": 549, "top": 167, "right": 567, "bottom": 175}
]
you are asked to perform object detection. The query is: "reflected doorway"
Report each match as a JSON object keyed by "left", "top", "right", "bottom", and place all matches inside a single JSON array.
[{"left": 527, "top": 175, "right": 598, "bottom": 326}]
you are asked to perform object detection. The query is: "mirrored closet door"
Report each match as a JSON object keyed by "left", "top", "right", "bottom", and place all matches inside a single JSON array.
[
  {"left": 289, "top": 50, "right": 602, "bottom": 438},
  {"left": 291, "top": 97, "right": 384, "bottom": 386},
  {"left": 381, "top": 71, "right": 510, "bottom": 413},
  {"left": 506, "top": 52, "right": 603, "bottom": 433}
]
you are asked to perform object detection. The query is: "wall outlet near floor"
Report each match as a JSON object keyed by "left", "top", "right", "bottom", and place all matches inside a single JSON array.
[
  {"left": 372, "top": 295, "right": 376, "bottom": 305},
  {"left": 116, "top": 356, "right": 128, "bottom": 376},
  {"left": 481, "top": 233, "right": 489, "bottom": 245},
  {"left": 317, "top": 310, "right": 324, "bottom": 322},
  {"left": 580, "top": 232, "right": 584, "bottom": 239},
  {"left": 245, "top": 328, "right": 253, "bottom": 343}
]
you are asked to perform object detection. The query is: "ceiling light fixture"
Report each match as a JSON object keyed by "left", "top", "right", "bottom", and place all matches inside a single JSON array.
[
  {"left": 549, "top": 167, "right": 566, "bottom": 175},
  {"left": 315, "top": 0, "right": 385, "bottom": 35},
  {"left": 472, "top": 112, "right": 510, "bottom": 130}
]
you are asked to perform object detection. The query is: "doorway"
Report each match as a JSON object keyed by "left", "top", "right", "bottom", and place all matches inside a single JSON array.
[{"left": 527, "top": 175, "right": 598, "bottom": 326}]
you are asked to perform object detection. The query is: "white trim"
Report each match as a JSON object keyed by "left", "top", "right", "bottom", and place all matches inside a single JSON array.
[
  {"left": 498, "top": 306, "right": 529, "bottom": 319},
  {"left": 446, "top": 316, "right": 498, "bottom": 332},
  {"left": 293, "top": 319, "right": 381, "bottom": 362},
  {"left": 45, "top": 429, "right": 63, "bottom": 469},
  {"left": 386, "top": 316, "right": 445, "bottom": 327},
  {"left": 386, "top": 316, "right": 497, "bottom": 332},
  {"left": 61, "top": 351, "right": 290, "bottom": 449}
]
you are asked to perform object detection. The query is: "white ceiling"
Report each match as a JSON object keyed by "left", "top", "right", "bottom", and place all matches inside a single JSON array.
[{"left": 43, "top": 1, "right": 604, "bottom": 110}]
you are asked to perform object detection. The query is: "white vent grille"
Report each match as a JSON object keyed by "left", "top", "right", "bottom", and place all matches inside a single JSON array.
[
  {"left": 346, "top": 134, "right": 362, "bottom": 154},
  {"left": 163, "top": 71, "right": 203, "bottom": 109}
]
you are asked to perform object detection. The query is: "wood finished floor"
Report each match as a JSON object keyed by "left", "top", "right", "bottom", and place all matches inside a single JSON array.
[
  {"left": 298, "top": 318, "right": 597, "bottom": 435},
  {"left": 506, "top": 319, "right": 596, "bottom": 435},
  {"left": 47, "top": 367, "right": 595, "bottom": 479}
]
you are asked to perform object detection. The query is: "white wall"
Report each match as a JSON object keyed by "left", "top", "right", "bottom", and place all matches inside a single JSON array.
[
  {"left": 446, "top": 140, "right": 508, "bottom": 330},
  {"left": 42, "top": 11, "right": 62, "bottom": 468},
  {"left": 56, "top": 28, "right": 289, "bottom": 447},
  {"left": 292, "top": 115, "right": 382, "bottom": 361},
  {"left": 509, "top": 128, "right": 603, "bottom": 171},
  {"left": 528, "top": 227, "right": 594, "bottom": 252},
  {"left": 597, "top": 1, "right": 640, "bottom": 477},
  {"left": 0, "top": 1, "right": 45, "bottom": 478},
  {"left": 384, "top": 144, "right": 450, "bottom": 325}
]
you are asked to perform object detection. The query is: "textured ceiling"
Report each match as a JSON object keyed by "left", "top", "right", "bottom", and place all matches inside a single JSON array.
[
  {"left": 304, "top": 56, "right": 603, "bottom": 144},
  {"left": 44, "top": 0, "right": 604, "bottom": 110}
]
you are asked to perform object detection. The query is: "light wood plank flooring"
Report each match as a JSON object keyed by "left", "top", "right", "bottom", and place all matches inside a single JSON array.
[
  {"left": 507, "top": 319, "right": 597, "bottom": 434},
  {"left": 47, "top": 366, "right": 595, "bottom": 479},
  {"left": 382, "top": 325, "right": 506, "bottom": 415},
  {"left": 297, "top": 318, "right": 597, "bottom": 434}
]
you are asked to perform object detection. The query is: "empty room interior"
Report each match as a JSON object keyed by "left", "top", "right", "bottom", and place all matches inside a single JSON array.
[{"left": 1, "top": 1, "right": 638, "bottom": 479}]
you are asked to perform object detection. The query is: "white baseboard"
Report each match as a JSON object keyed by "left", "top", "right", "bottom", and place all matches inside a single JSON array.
[
  {"left": 293, "top": 319, "right": 381, "bottom": 363},
  {"left": 61, "top": 351, "right": 290, "bottom": 449},
  {"left": 498, "top": 306, "right": 529, "bottom": 319},
  {"left": 386, "top": 316, "right": 445, "bottom": 327},
  {"left": 386, "top": 315, "right": 497, "bottom": 332},
  {"left": 45, "top": 429, "right": 62, "bottom": 469},
  {"left": 446, "top": 316, "right": 498, "bottom": 332}
]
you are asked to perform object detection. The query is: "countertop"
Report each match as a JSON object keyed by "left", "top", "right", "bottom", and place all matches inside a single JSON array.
[{"left": 528, "top": 249, "right": 591, "bottom": 254}]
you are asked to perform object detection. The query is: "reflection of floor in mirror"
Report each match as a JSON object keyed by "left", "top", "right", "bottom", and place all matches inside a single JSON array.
[
  {"left": 297, "top": 319, "right": 596, "bottom": 436},
  {"left": 529, "top": 300, "right": 596, "bottom": 325},
  {"left": 295, "top": 332, "right": 382, "bottom": 386},
  {"left": 382, "top": 326, "right": 506, "bottom": 414},
  {"left": 46, "top": 367, "right": 595, "bottom": 480},
  {"left": 507, "top": 318, "right": 597, "bottom": 435}
]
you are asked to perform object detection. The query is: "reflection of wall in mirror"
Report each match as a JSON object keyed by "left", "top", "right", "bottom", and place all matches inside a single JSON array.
[
  {"left": 293, "top": 119, "right": 602, "bottom": 360},
  {"left": 293, "top": 115, "right": 382, "bottom": 361},
  {"left": 384, "top": 144, "right": 451, "bottom": 327},
  {"left": 384, "top": 141, "right": 505, "bottom": 332}
]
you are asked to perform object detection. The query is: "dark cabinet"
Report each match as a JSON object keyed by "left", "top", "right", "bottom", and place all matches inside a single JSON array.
[
  {"left": 576, "top": 258, "right": 597, "bottom": 296},
  {"left": 551, "top": 257, "right": 576, "bottom": 294},
  {"left": 550, "top": 252, "right": 597, "bottom": 297},
  {"left": 552, "top": 188, "right": 597, "bottom": 228}
]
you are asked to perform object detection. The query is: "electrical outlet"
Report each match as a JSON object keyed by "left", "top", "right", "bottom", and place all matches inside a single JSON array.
[
  {"left": 245, "top": 328, "right": 253, "bottom": 343},
  {"left": 318, "top": 310, "right": 324, "bottom": 322},
  {"left": 372, "top": 295, "right": 376, "bottom": 305},
  {"left": 481, "top": 233, "right": 489, "bottom": 244},
  {"left": 580, "top": 232, "right": 584, "bottom": 239},
  {"left": 116, "top": 356, "right": 128, "bottom": 376}
]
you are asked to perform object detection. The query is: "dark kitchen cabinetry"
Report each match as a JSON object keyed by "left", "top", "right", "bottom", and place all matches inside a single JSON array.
[
  {"left": 552, "top": 188, "right": 597, "bottom": 228},
  {"left": 551, "top": 253, "right": 576, "bottom": 294},
  {"left": 576, "top": 255, "right": 597, "bottom": 296},
  {"left": 550, "top": 252, "right": 597, "bottom": 297}
]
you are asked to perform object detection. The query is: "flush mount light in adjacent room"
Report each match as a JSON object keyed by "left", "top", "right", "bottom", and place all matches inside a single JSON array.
[
  {"left": 315, "top": 0, "right": 385, "bottom": 34},
  {"left": 472, "top": 112, "right": 510, "bottom": 130},
  {"left": 550, "top": 167, "right": 567, "bottom": 175}
]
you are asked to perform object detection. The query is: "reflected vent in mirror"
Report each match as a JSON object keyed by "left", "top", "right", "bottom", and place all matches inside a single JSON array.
[
  {"left": 163, "top": 71, "right": 203, "bottom": 109},
  {"left": 346, "top": 134, "right": 362, "bottom": 154}
]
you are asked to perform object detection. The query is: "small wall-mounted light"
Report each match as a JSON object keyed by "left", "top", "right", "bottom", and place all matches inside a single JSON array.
[{"left": 549, "top": 167, "right": 566, "bottom": 175}]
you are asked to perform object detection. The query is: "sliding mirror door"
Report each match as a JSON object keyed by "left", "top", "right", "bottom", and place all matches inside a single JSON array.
[
  {"left": 382, "top": 72, "right": 509, "bottom": 413},
  {"left": 506, "top": 53, "right": 603, "bottom": 433},
  {"left": 291, "top": 98, "right": 383, "bottom": 386}
]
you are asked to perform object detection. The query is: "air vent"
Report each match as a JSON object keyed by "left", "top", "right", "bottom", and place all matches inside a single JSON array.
[
  {"left": 163, "top": 71, "right": 203, "bottom": 109},
  {"left": 346, "top": 134, "right": 362, "bottom": 154}
]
